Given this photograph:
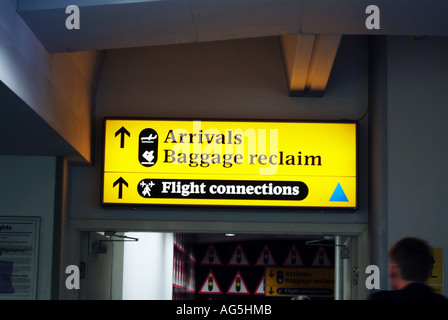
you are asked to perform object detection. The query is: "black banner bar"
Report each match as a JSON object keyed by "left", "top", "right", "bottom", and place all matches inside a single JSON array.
[{"left": 137, "top": 179, "right": 309, "bottom": 201}]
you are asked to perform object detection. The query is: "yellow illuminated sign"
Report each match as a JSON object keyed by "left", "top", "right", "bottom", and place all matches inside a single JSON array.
[
  {"left": 427, "top": 248, "right": 444, "bottom": 295},
  {"left": 101, "top": 119, "right": 357, "bottom": 208},
  {"left": 265, "top": 268, "right": 334, "bottom": 297}
]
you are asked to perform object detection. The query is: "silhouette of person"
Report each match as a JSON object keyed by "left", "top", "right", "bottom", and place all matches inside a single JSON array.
[{"left": 369, "top": 237, "right": 447, "bottom": 300}]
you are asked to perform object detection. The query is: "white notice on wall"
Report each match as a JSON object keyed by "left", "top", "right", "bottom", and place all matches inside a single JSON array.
[{"left": 0, "top": 217, "right": 40, "bottom": 300}]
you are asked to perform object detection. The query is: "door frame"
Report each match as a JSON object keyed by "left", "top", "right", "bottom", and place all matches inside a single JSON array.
[{"left": 61, "top": 219, "right": 368, "bottom": 300}]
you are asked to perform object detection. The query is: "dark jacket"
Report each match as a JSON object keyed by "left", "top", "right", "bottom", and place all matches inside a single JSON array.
[{"left": 369, "top": 282, "right": 448, "bottom": 300}]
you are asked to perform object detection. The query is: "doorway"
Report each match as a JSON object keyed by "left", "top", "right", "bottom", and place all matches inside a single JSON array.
[
  {"left": 79, "top": 231, "right": 125, "bottom": 299},
  {"left": 76, "top": 229, "right": 366, "bottom": 300}
]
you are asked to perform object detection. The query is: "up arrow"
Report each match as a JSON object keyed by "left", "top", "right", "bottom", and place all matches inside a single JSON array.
[
  {"left": 113, "top": 177, "right": 128, "bottom": 199},
  {"left": 115, "top": 126, "right": 130, "bottom": 148}
]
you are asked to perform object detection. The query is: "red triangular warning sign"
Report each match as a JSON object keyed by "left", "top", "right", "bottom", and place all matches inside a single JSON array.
[
  {"left": 200, "top": 244, "right": 223, "bottom": 266},
  {"left": 255, "top": 243, "right": 277, "bottom": 266},
  {"left": 254, "top": 274, "right": 266, "bottom": 296},
  {"left": 283, "top": 243, "right": 305, "bottom": 267},
  {"left": 198, "top": 270, "right": 222, "bottom": 294},
  {"left": 228, "top": 243, "right": 250, "bottom": 266},
  {"left": 189, "top": 250, "right": 196, "bottom": 264},
  {"left": 311, "top": 246, "right": 333, "bottom": 267},
  {"left": 226, "top": 271, "right": 250, "bottom": 295}
]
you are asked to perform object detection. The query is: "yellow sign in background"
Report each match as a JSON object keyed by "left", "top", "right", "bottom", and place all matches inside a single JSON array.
[
  {"left": 265, "top": 267, "right": 334, "bottom": 297},
  {"left": 427, "top": 248, "right": 444, "bottom": 295},
  {"left": 102, "top": 119, "right": 357, "bottom": 208}
]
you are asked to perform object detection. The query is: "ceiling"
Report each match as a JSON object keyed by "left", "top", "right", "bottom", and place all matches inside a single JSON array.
[
  {"left": 16, "top": 0, "right": 448, "bottom": 53},
  {"left": 2, "top": 0, "right": 448, "bottom": 160},
  {"left": 0, "top": 81, "right": 84, "bottom": 159}
]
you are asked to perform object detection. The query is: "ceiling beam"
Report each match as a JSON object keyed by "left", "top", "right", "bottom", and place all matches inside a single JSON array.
[
  {"left": 281, "top": 34, "right": 341, "bottom": 97},
  {"left": 0, "top": 0, "right": 106, "bottom": 163},
  {"left": 16, "top": 0, "right": 448, "bottom": 53}
]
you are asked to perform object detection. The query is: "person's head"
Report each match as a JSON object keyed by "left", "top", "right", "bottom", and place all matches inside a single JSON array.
[{"left": 388, "top": 237, "right": 432, "bottom": 289}]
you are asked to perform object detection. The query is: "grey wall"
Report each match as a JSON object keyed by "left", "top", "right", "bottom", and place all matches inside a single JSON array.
[
  {"left": 387, "top": 36, "right": 448, "bottom": 291},
  {"left": 368, "top": 36, "right": 389, "bottom": 291},
  {"left": 369, "top": 36, "right": 448, "bottom": 293},
  {"left": 0, "top": 155, "right": 56, "bottom": 299},
  {"left": 69, "top": 36, "right": 369, "bottom": 226}
]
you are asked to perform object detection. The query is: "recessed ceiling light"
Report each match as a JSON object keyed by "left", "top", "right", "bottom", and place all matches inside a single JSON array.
[{"left": 225, "top": 233, "right": 236, "bottom": 237}]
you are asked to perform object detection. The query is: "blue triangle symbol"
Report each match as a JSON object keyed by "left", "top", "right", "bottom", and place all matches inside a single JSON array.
[{"left": 330, "top": 183, "right": 348, "bottom": 202}]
